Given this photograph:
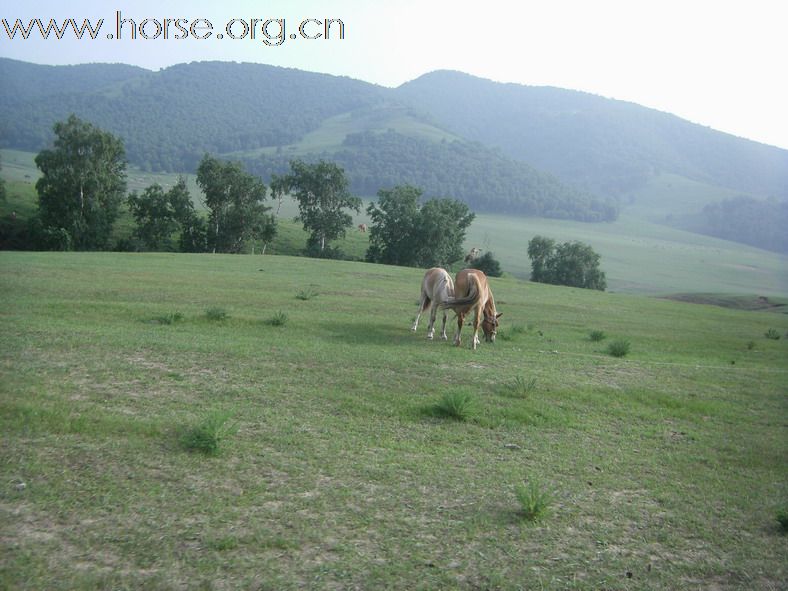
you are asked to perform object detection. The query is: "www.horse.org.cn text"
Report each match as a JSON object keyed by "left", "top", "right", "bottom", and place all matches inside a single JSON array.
[{"left": 1, "top": 12, "right": 346, "bottom": 46}]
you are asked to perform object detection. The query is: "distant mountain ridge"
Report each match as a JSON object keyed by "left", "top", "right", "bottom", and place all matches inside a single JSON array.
[
  {"left": 1, "top": 58, "right": 786, "bottom": 223},
  {"left": 395, "top": 70, "right": 788, "bottom": 199}
]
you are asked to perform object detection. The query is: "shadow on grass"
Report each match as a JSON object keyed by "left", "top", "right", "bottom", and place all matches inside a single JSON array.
[{"left": 318, "top": 320, "right": 438, "bottom": 347}]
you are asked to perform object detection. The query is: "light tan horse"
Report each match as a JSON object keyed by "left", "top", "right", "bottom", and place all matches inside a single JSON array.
[
  {"left": 442, "top": 269, "right": 501, "bottom": 349},
  {"left": 411, "top": 267, "right": 455, "bottom": 340}
]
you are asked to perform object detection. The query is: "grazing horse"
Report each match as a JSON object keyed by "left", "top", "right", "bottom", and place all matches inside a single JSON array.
[
  {"left": 358, "top": 223, "right": 367, "bottom": 233},
  {"left": 442, "top": 269, "right": 501, "bottom": 350},
  {"left": 411, "top": 267, "right": 455, "bottom": 340}
]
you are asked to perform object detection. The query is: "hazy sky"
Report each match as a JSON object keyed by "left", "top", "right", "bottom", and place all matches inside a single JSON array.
[{"left": 3, "top": 0, "right": 786, "bottom": 149}]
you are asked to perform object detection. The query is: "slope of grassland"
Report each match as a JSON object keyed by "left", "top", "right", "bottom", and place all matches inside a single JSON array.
[
  {"left": 1, "top": 251, "right": 786, "bottom": 590},
  {"left": 466, "top": 213, "right": 788, "bottom": 296}
]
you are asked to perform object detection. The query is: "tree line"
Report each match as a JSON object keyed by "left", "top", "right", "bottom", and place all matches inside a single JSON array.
[
  {"left": 15, "top": 115, "right": 478, "bottom": 269},
  {"left": 697, "top": 196, "right": 788, "bottom": 254},
  {"left": 8, "top": 115, "right": 608, "bottom": 290}
]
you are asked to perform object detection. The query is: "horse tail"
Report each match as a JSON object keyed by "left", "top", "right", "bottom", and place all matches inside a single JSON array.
[
  {"left": 419, "top": 293, "right": 431, "bottom": 312},
  {"left": 441, "top": 273, "right": 482, "bottom": 311}
]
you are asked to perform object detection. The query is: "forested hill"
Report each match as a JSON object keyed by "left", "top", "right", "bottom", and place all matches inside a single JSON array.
[
  {"left": 0, "top": 58, "right": 614, "bottom": 221},
  {"left": 395, "top": 70, "right": 788, "bottom": 199},
  {"left": 246, "top": 130, "right": 617, "bottom": 221},
  {"left": 2, "top": 58, "right": 786, "bottom": 223},
  {"left": 0, "top": 59, "right": 383, "bottom": 171}
]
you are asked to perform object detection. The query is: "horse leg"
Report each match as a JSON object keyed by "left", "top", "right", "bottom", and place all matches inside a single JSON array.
[
  {"left": 439, "top": 308, "right": 449, "bottom": 340},
  {"left": 471, "top": 306, "right": 482, "bottom": 350},
  {"left": 426, "top": 301, "right": 439, "bottom": 339},
  {"left": 412, "top": 294, "right": 429, "bottom": 332},
  {"left": 453, "top": 312, "right": 464, "bottom": 347}
]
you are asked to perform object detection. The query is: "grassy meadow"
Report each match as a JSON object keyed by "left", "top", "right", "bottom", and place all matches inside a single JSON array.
[{"left": 1, "top": 251, "right": 787, "bottom": 590}]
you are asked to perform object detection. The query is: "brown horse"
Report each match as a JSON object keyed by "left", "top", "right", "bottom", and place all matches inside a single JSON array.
[
  {"left": 442, "top": 269, "right": 501, "bottom": 349},
  {"left": 411, "top": 267, "right": 455, "bottom": 340}
]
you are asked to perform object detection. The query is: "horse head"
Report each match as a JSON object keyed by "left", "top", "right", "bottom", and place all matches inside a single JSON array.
[{"left": 482, "top": 312, "right": 502, "bottom": 342}]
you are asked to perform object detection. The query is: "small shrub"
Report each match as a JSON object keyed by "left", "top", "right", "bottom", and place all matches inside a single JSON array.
[
  {"left": 764, "top": 328, "right": 781, "bottom": 340},
  {"left": 746, "top": 340, "right": 756, "bottom": 351},
  {"left": 777, "top": 508, "right": 788, "bottom": 533},
  {"left": 154, "top": 312, "right": 183, "bottom": 325},
  {"left": 296, "top": 287, "right": 318, "bottom": 301},
  {"left": 266, "top": 311, "right": 288, "bottom": 326},
  {"left": 206, "top": 307, "right": 228, "bottom": 321},
  {"left": 502, "top": 375, "right": 538, "bottom": 398},
  {"left": 180, "top": 411, "right": 238, "bottom": 456},
  {"left": 607, "top": 339, "right": 631, "bottom": 358},
  {"left": 589, "top": 330, "right": 607, "bottom": 342},
  {"left": 470, "top": 251, "right": 503, "bottom": 277},
  {"left": 433, "top": 391, "right": 475, "bottom": 421},
  {"left": 515, "top": 479, "right": 553, "bottom": 521}
]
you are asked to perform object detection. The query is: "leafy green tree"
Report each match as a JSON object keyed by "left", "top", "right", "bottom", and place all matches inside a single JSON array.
[
  {"left": 414, "top": 198, "right": 475, "bottom": 267},
  {"left": 34, "top": 114, "right": 127, "bottom": 250},
  {"left": 526, "top": 236, "right": 556, "bottom": 283},
  {"left": 127, "top": 177, "right": 195, "bottom": 251},
  {"left": 471, "top": 251, "right": 503, "bottom": 277},
  {"left": 178, "top": 213, "right": 208, "bottom": 253},
  {"left": 366, "top": 184, "right": 475, "bottom": 268},
  {"left": 365, "top": 185, "right": 421, "bottom": 265},
  {"left": 196, "top": 155, "right": 276, "bottom": 253},
  {"left": 527, "top": 236, "right": 606, "bottom": 290},
  {"left": 280, "top": 160, "right": 361, "bottom": 253},
  {"left": 551, "top": 241, "right": 607, "bottom": 290}
]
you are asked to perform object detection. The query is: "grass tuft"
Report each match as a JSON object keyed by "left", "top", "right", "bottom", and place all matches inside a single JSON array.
[
  {"left": 589, "top": 329, "right": 607, "bottom": 342},
  {"left": 777, "top": 508, "right": 788, "bottom": 533},
  {"left": 296, "top": 287, "right": 319, "bottom": 301},
  {"left": 205, "top": 307, "right": 228, "bottom": 321},
  {"left": 764, "top": 328, "right": 781, "bottom": 340},
  {"left": 180, "top": 411, "right": 238, "bottom": 456},
  {"left": 606, "top": 339, "right": 631, "bottom": 358},
  {"left": 515, "top": 479, "right": 553, "bottom": 522},
  {"left": 152, "top": 312, "right": 184, "bottom": 325},
  {"left": 432, "top": 391, "right": 475, "bottom": 421},
  {"left": 501, "top": 375, "right": 538, "bottom": 398},
  {"left": 266, "top": 311, "right": 288, "bottom": 326}
]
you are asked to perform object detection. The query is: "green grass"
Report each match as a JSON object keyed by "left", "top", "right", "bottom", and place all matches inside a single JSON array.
[
  {"left": 179, "top": 410, "right": 239, "bottom": 455},
  {"left": 1, "top": 251, "right": 786, "bottom": 590},
  {"left": 514, "top": 479, "right": 553, "bottom": 522},
  {"left": 465, "top": 212, "right": 788, "bottom": 295}
]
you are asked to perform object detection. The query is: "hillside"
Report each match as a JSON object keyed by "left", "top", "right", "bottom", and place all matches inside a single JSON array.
[
  {"left": 245, "top": 129, "right": 617, "bottom": 221},
  {"left": 0, "top": 58, "right": 607, "bottom": 221},
  {"left": 0, "top": 59, "right": 384, "bottom": 171},
  {"left": 395, "top": 70, "right": 788, "bottom": 199},
  {"left": 3, "top": 58, "right": 788, "bottom": 234}
]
